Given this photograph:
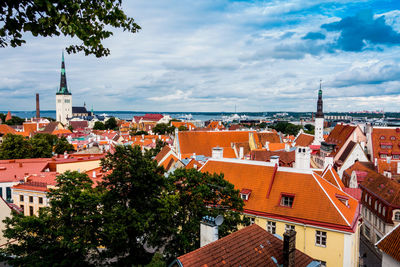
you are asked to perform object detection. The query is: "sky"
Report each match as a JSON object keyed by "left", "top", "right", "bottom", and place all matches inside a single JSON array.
[{"left": 1, "top": 0, "right": 400, "bottom": 112}]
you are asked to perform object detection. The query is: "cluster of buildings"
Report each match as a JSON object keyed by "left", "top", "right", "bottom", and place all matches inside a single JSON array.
[{"left": 0, "top": 54, "right": 399, "bottom": 266}]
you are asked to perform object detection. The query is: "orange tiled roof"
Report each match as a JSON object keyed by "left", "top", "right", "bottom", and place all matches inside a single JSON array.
[
  {"left": 171, "top": 121, "right": 197, "bottom": 130},
  {"left": 23, "top": 123, "right": 38, "bottom": 134},
  {"left": 177, "top": 131, "right": 254, "bottom": 158},
  {"left": 155, "top": 146, "right": 171, "bottom": 163},
  {"left": 0, "top": 161, "right": 50, "bottom": 183},
  {"left": 321, "top": 166, "right": 345, "bottom": 190},
  {"left": 268, "top": 142, "right": 286, "bottom": 151},
  {"left": 161, "top": 154, "right": 179, "bottom": 171},
  {"left": 200, "top": 160, "right": 359, "bottom": 231},
  {"left": 250, "top": 149, "right": 295, "bottom": 166},
  {"left": 206, "top": 121, "right": 224, "bottom": 130},
  {"left": 371, "top": 127, "right": 400, "bottom": 160},
  {"left": 185, "top": 158, "right": 203, "bottom": 170},
  {"left": 52, "top": 129, "right": 72, "bottom": 135},
  {"left": 295, "top": 133, "right": 314, "bottom": 147},
  {"left": 376, "top": 224, "right": 400, "bottom": 262},
  {"left": 325, "top": 124, "right": 356, "bottom": 155},
  {"left": 0, "top": 125, "right": 16, "bottom": 135},
  {"left": 177, "top": 224, "right": 313, "bottom": 267},
  {"left": 5, "top": 111, "right": 12, "bottom": 121},
  {"left": 14, "top": 131, "right": 30, "bottom": 137}
]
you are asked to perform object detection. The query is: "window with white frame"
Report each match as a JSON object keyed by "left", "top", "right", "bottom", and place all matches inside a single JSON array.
[
  {"left": 395, "top": 211, "right": 400, "bottom": 221},
  {"left": 285, "top": 224, "right": 295, "bottom": 232},
  {"left": 249, "top": 217, "right": 255, "bottom": 225},
  {"left": 267, "top": 221, "right": 276, "bottom": 234},
  {"left": 315, "top": 231, "right": 327, "bottom": 247}
]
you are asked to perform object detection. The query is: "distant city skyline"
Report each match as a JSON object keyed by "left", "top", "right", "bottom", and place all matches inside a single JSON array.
[{"left": 1, "top": 0, "right": 400, "bottom": 112}]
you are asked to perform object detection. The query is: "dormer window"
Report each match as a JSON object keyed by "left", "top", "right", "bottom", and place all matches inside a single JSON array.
[
  {"left": 380, "top": 136, "right": 385, "bottom": 140},
  {"left": 335, "top": 194, "right": 349, "bottom": 207},
  {"left": 391, "top": 136, "right": 396, "bottom": 141},
  {"left": 280, "top": 194, "right": 294, "bottom": 207},
  {"left": 240, "top": 189, "right": 252, "bottom": 201}
]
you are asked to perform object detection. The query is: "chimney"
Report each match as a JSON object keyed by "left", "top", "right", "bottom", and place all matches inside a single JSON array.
[
  {"left": 36, "top": 93, "right": 40, "bottom": 119},
  {"left": 239, "top": 147, "right": 244, "bottom": 159},
  {"left": 200, "top": 215, "right": 223, "bottom": 247},
  {"left": 294, "top": 147, "right": 311, "bottom": 169},
  {"left": 192, "top": 153, "right": 196, "bottom": 159},
  {"left": 283, "top": 230, "right": 296, "bottom": 267},
  {"left": 92, "top": 171, "right": 96, "bottom": 178},
  {"left": 212, "top": 147, "right": 223, "bottom": 159},
  {"left": 265, "top": 141, "right": 270, "bottom": 151},
  {"left": 270, "top": 155, "right": 280, "bottom": 166},
  {"left": 374, "top": 158, "right": 377, "bottom": 167}
]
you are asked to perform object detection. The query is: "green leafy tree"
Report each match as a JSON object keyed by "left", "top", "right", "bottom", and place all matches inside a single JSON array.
[
  {"left": 0, "top": 1, "right": 140, "bottom": 57},
  {"left": 178, "top": 125, "right": 188, "bottom": 131},
  {"left": 99, "top": 145, "right": 167, "bottom": 265},
  {"left": 304, "top": 124, "right": 315, "bottom": 134},
  {"left": 160, "top": 168, "right": 249, "bottom": 260},
  {"left": 93, "top": 121, "right": 106, "bottom": 130},
  {"left": 0, "top": 134, "right": 31, "bottom": 159},
  {"left": 271, "top": 122, "right": 302, "bottom": 136},
  {"left": 135, "top": 130, "right": 149, "bottom": 135},
  {"left": 4, "top": 116, "right": 24, "bottom": 126},
  {"left": 153, "top": 123, "right": 175, "bottom": 135},
  {"left": 0, "top": 171, "right": 104, "bottom": 266},
  {"left": 105, "top": 117, "right": 117, "bottom": 130},
  {"left": 29, "top": 134, "right": 53, "bottom": 158},
  {"left": 54, "top": 136, "right": 75, "bottom": 155}
]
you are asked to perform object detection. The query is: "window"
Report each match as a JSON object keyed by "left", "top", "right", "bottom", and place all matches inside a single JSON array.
[
  {"left": 0, "top": 187, "right": 2, "bottom": 198},
  {"left": 395, "top": 211, "right": 400, "bottom": 221},
  {"left": 280, "top": 195, "right": 294, "bottom": 207},
  {"left": 376, "top": 234, "right": 381, "bottom": 242},
  {"left": 364, "top": 194, "right": 368, "bottom": 202},
  {"left": 369, "top": 210, "right": 371, "bottom": 221},
  {"left": 6, "top": 187, "right": 11, "bottom": 201},
  {"left": 29, "top": 206, "right": 34, "bottom": 216},
  {"left": 315, "top": 231, "right": 327, "bottom": 247},
  {"left": 383, "top": 207, "right": 386, "bottom": 216},
  {"left": 20, "top": 195, "right": 24, "bottom": 202},
  {"left": 391, "top": 136, "right": 396, "bottom": 141},
  {"left": 369, "top": 197, "right": 372, "bottom": 205},
  {"left": 20, "top": 205, "right": 24, "bottom": 214},
  {"left": 374, "top": 215, "right": 377, "bottom": 226},
  {"left": 267, "top": 221, "right": 276, "bottom": 234},
  {"left": 285, "top": 224, "right": 295, "bottom": 232},
  {"left": 29, "top": 196, "right": 33, "bottom": 203},
  {"left": 240, "top": 194, "right": 249, "bottom": 201},
  {"left": 379, "top": 204, "right": 382, "bottom": 213},
  {"left": 394, "top": 154, "right": 400, "bottom": 159},
  {"left": 380, "top": 136, "right": 385, "bottom": 140},
  {"left": 364, "top": 226, "right": 371, "bottom": 239},
  {"left": 380, "top": 154, "right": 387, "bottom": 158},
  {"left": 249, "top": 217, "right": 255, "bottom": 225},
  {"left": 39, "top": 197, "right": 43, "bottom": 204},
  {"left": 375, "top": 201, "right": 378, "bottom": 210}
]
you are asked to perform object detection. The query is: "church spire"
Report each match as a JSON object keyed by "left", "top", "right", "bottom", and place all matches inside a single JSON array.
[
  {"left": 316, "top": 79, "right": 323, "bottom": 118},
  {"left": 57, "top": 51, "right": 71, "bottom": 95}
]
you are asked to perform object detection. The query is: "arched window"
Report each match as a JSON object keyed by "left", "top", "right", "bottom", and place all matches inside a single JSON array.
[
  {"left": 365, "top": 194, "right": 368, "bottom": 202},
  {"left": 379, "top": 204, "right": 382, "bottom": 213},
  {"left": 395, "top": 211, "right": 400, "bottom": 221},
  {"left": 383, "top": 207, "right": 386, "bottom": 216},
  {"left": 375, "top": 201, "right": 378, "bottom": 210},
  {"left": 369, "top": 197, "right": 372, "bottom": 205}
]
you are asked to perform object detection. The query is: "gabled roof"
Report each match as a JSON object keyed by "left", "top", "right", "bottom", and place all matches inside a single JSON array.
[
  {"left": 0, "top": 125, "right": 16, "bottom": 135},
  {"left": 325, "top": 124, "right": 356, "bottom": 156},
  {"left": 154, "top": 146, "right": 171, "bottom": 163},
  {"left": 5, "top": 111, "right": 12, "bottom": 121},
  {"left": 143, "top": 113, "right": 163, "bottom": 121},
  {"left": 69, "top": 121, "right": 88, "bottom": 129},
  {"left": 295, "top": 133, "right": 314, "bottom": 147},
  {"left": 178, "top": 131, "right": 254, "bottom": 158},
  {"left": 321, "top": 165, "right": 345, "bottom": 190},
  {"left": 338, "top": 141, "right": 356, "bottom": 163},
  {"left": 200, "top": 159, "right": 359, "bottom": 232},
  {"left": 256, "top": 132, "right": 281, "bottom": 145},
  {"left": 376, "top": 224, "right": 400, "bottom": 262},
  {"left": 72, "top": 107, "right": 88, "bottom": 114},
  {"left": 177, "top": 224, "right": 314, "bottom": 267},
  {"left": 206, "top": 121, "right": 224, "bottom": 130},
  {"left": 171, "top": 121, "right": 196, "bottom": 129}
]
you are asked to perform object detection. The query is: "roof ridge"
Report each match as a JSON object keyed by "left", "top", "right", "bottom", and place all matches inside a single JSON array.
[{"left": 311, "top": 173, "right": 350, "bottom": 226}]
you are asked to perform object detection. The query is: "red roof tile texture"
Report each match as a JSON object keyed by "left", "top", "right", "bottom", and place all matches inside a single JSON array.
[
  {"left": 155, "top": 146, "right": 171, "bottom": 163},
  {"left": 250, "top": 149, "right": 295, "bottom": 166},
  {"left": 177, "top": 224, "right": 313, "bottom": 267},
  {"left": 295, "top": 133, "right": 314, "bottom": 147},
  {"left": 325, "top": 124, "right": 356, "bottom": 156},
  {"left": 371, "top": 128, "right": 400, "bottom": 160},
  {"left": 200, "top": 160, "right": 358, "bottom": 231},
  {"left": 377, "top": 224, "right": 400, "bottom": 262},
  {"left": 178, "top": 131, "right": 253, "bottom": 158},
  {"left": 0, "top": 125, "right": 16, "bottom": 135},
  {"left": 360, "top": 172, "right": 400, "bottom": 208}
]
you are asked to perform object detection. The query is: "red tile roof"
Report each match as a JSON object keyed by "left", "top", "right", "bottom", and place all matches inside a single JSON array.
[
  {"left": 360, "top": 172, "right": 400, "bottom": 208},
  {"left": 376, "top": 224, "right": 400, "bottom": 262},
  {"left": 325, "top": 124, "right": 356, "bottom": 156},
  {"left": 295, "top": 133, "right": 314, "bottom": 147},
  {"left": 0, "top": 125, "right": 16, "bottom": 135},
  {"left": 371, "top": 127, "right": 400, "bottom": 160},
  {"left": 177, "top": 131, "right": 253, "bottom": 158},
  {"left": 143, "top": 113, "right": 164, "bottom": 121},
  {"left": 206, "top": 121, "right": 224, "bottom": 130},
  {"left": 200, "top": 160, "right": 359, "bottom": 231},
  {"left": 321, "top": 166, "right": 345, "bottom": 190},
  {"left": 256, "top": 132, "right": 281, "bottom": 145},
  {"left": 185, "top": 158, "right": 203, "bottom": 170},
  {"left": 5, "top": 111, "right": 11, "bottom": 122},
  {"left": 155, "top": 146, "right": 171, "bottom": 163},
  {"left": 171, "top": 121, "right": 197, "bottom": 130},
  {"left": 177, "top": 224, "right": 313, "bottom": 267},
  {"left": 0, "top": 161, "right": 49, "bottom": 183},
  {"left": 250, "top": 149, "right": 295, "bottom": 166}
]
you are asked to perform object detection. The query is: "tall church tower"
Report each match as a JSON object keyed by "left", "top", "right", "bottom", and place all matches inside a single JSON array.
[
  {"left": 56, "top": 51, "right": 72, "bottom": 125},
  {"left": 313, "top": 81, "right": 324, "bottom": 145}
]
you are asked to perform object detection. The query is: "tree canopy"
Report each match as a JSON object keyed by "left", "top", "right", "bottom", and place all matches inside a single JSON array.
[
  {"left": 153, "top": 123, "right": 175, "bottom": 135},
  {"left": 0, "top": 145, "right": 248, "bottom": 265},
  {"left": 93, "top": 121, "right": 106, "bottom": 130},
  {"left": 0, "top": 133, "right": 75, "bottom": 159},
  {"left": 270, "top": 121, "right": 302, "bottom": 136},
  {"left": 0, "top": 1, "right": 140, "bottom": 57}
]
